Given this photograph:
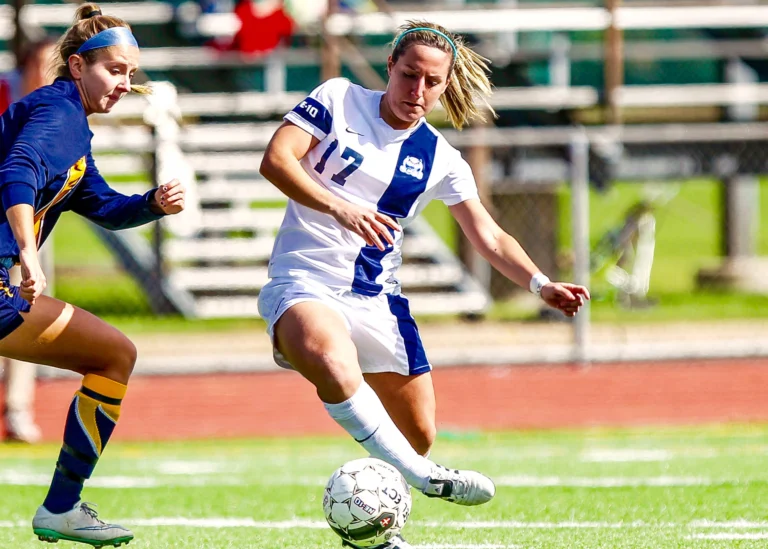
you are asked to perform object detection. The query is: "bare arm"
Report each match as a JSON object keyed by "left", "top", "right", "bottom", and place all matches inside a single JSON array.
[
  {"left": 260, "top": 122, "right": 338, "bottom": 215},
  {"left": 450, "top": 198, "right": 589, "bottom": 316},
  {"left": 5, "top": 203, "right": 45, "bottom": 304},
  {"left": 260, "top": 121, "right": 399, "bottom": 250}
]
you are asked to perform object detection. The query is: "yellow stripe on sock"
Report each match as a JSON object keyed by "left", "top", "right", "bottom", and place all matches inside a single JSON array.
[
  {"left": 77, "top": 375, "right": 127, "bottom": 453},
  {"left": 82, "top": 374, "right": 127, "bottom": 400},
  {"left": 99, "top": 402, "right": 121, "bottom": 423},
  {"left": 75, "top": 395, "right": 103, "bottom": 454}
]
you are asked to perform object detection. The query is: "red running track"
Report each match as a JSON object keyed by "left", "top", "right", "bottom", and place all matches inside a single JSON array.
[{"left": 2, "top": 359, "right": 767, "bottom": 442}]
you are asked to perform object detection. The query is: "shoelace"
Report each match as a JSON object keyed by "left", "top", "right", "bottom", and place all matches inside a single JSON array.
[{"left": 79, "top": 502, "right": 107, "bottom": 525}]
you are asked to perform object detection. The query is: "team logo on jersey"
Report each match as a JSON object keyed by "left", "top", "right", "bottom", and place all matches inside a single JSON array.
[{"left": 399, "top": 156, "right": 424, "bottom": 180}]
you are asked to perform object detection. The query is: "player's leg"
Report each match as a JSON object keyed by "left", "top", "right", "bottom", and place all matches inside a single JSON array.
[
  {"left": 351, "top": 293, "right": 495, "bottom": 506},
  {"left": 272, "top": 300, "right": 437, "bottom": 490},
  {"left": 363, "top": 372, "right": 435, "bottom": 457},
  {"left": 0, "top": 295, "right": 134, "bottom": 547}
]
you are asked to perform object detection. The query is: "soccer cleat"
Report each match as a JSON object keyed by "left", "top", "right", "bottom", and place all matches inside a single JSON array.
[
  {"left": 342, "top": 534, "right": 414, "bottom": 549},
  {"left": 4, "top": 408, "right": 42, "bottom": 444},
  {"left": 422, "top": 464, "right": 496, "bottom": 506},
  {"left": 32, "top": 501, "right": 133, "bottom": 547}
]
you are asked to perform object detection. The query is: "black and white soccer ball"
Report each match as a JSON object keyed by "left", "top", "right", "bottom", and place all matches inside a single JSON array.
[{"left": 323, "top": 457, "right": 412, "bottom": 547}]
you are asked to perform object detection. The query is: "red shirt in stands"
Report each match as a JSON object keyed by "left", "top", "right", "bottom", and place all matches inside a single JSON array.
[
  {"left": 0, "top": 77, "right": 16, "bottom": 114},
  {"left": 230, "top": 0, "right": 294, "bottom": 54}
]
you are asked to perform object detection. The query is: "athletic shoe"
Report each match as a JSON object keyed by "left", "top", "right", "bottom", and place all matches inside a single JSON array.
[
  {"left": 422, "top": 464, "right": 496, "bottom": 506},
  {"left": 33, "top": 501, "right": 133, "bottom": 547}
]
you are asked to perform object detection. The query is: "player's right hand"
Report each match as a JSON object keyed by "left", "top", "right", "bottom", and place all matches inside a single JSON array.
[
  {"left": 18, "top": 248, "right": 46, "bottom": 305},
  {"left": 329, "top": 200, "right": 401, "bottom": 251}
]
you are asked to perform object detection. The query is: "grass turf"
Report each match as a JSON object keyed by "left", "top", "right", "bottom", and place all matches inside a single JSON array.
[{"left": 1, "top": 424, "right": 767, "bottom": 548}]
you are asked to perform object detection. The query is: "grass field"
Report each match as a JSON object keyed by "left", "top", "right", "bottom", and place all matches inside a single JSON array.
[{"left": 2, "top": 424, "right": 767, "bottom": 548}]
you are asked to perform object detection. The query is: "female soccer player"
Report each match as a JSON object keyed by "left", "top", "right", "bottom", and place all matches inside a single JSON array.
[
  {"left": 0, "top": 4, "right": 185, "bottom": 547},
  {"left": 260, "top": 20, "right": 589, "bottom": 548}
]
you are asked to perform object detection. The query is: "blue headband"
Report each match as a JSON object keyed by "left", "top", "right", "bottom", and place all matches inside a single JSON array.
[
  {"left": 393, "top": 27, "right": 457, "bottom": 59},
  {"left": 75, "top": 27, "right": 138, "bottom": 55}
]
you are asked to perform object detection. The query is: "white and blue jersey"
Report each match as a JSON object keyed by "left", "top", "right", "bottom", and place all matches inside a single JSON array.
[
  {"left": 270, "top": 77, "right": 478, "bottom": 296},
  {"left": 260, "top": 78, "right": 478, "bottom": 376}
]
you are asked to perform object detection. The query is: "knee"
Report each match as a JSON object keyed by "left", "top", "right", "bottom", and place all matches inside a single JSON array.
[
  {"left": 119, "top": 339, "right": 138, "bottom": 378},
  {"left": 313, "top": 352, "right": 362, "bottom": 403},
  {"left": 87, "top": 337, "right": 137, "bottom": 385},
  {"left": 411, "top": 422, "right": 437, "bottom": 457}
]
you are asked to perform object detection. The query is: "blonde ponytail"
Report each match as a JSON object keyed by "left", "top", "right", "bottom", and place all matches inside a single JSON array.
[{"left": 391, "top": 20, "right": 495, "bottom": 130}]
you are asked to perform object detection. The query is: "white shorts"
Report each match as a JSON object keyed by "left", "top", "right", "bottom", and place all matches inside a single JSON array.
[{"left": 257, "top": 276, "right": 431, "bottom": 376}]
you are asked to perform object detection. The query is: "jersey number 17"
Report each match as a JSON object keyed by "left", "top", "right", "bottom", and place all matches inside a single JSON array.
[{"left": 314, "top": 139, "right": 364, "bottom": 186}]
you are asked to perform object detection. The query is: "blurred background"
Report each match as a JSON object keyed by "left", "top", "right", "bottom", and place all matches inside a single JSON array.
[
  {"left": 4, "top": 6, "right": 768, "bottom": 546},
  {"left": 4, "top": 0, "right": 768, "bottom": 407}
]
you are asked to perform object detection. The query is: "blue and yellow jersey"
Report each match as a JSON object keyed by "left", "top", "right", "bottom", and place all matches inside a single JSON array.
[{"left": 0, "top": 78, "right": 162, "bottom": 260}]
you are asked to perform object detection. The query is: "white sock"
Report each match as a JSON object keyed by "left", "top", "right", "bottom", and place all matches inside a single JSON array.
[{"left": 324, "top": 381, "right": 432, "bottom": 491}]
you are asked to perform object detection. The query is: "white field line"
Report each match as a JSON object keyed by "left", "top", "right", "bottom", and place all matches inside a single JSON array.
[
  {"left": 579, "top": 449, "right": 673, "bottom": 462},
  {"left": 417, "top": 545, "right": 519, "bottom": 548},
  {"left": 0, "top": 470, "right": 750, "bottom": 489},
  {"left": 0, "top": 517, "right": 767, "bottom": 532},
  {"left": 127, "top": 518, "right": 327, "bottom": 528},
  {"left": 689, "top": 533, "right": 768, "bottom": 540},
  {"left": 418, "top": 520, "right": 676, "bottom": 529},
  {"left": 691, "top": 520, "right": 768, "bottom": 528},
  {"left": 448, "top": 445, "right": 768, "bottom": 463},
  {"left": 495, "top": 476, "right": 732, "bottom": 487}
]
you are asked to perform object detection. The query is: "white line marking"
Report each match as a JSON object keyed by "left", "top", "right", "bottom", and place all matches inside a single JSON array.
[
  {"left": 126, "top": 518, "right": 327, "bottom": 528},
  {"left": 416, "top": 545, "right": 519, "bottom": 548},
  {"left": 689, "top": 533, "right": 768, "bottom": 540},
  {"left": 418, "top": 520, "right": 676, "bottom": 529},
  {"left": 0, "top": 516, "right": 766, "bottom": 532},
  {"left": 0, "top": 471, "right": 163, "bottom": 488},
  {"left": 690, "top": 520, "right": 768, "bottom": 529},
  {"left": 580, "top": 449, "right": 673, "bottom": 462},
  {"left": 495, "top": 476, "right": 722, "bottom": 487},
  {"left": 0, "top": 473, "right": 745, "bottom": 489},
  {"left": 155, "top": 460, "right": 228, "bottom": 475}
]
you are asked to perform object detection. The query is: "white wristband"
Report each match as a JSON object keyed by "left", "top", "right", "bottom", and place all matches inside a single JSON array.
[{"left": 529, "top": 272, "right": 550, "bottom": 296}]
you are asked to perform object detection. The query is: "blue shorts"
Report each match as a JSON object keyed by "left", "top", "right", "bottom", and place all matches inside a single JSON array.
[{"left": 0, "top": 266, "right": 30, "bottom": 340}]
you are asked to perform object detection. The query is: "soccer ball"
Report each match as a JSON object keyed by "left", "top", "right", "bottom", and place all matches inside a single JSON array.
[{"left": 323, "top": 457, "right": 412, "bottom": 547}]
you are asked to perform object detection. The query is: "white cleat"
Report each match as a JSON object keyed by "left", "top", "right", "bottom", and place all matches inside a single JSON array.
[
  {"left": 32, "top": 501, "right": 133, "bottom": 547},
  {"left": 342, "top": 534, "right": 414, "bottom": 548},
  {"left": 4, "top": 409, "right": 42, "bottom": 444},
  {"left": 422, "top": 464, "right": 496, "bottom": 506}
]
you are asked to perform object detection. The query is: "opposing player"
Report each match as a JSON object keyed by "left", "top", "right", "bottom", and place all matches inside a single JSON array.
[
  {"left": 259, "top": 20, "right": 589, "bottom": 548},
  {"left": 0, "top": 4, "right": 185, "bottom": 547}
]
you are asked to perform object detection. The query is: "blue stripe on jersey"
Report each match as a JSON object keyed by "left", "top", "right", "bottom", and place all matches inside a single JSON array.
[
  {"left": 291, "top": 97, "right": 332, "bottom": 135},
  {"left": 351, "top": 123, "right": 438, "bottom": 296},
  {"left": 386, "top": 294, "right": 430, "bottom": 375}
]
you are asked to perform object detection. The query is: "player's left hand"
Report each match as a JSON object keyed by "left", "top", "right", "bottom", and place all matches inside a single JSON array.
[
  {"left": 540, "top": 283, "right": 590, "bottom": 317},
  {"left": 153, "top": 179, "right": 185, "bottom": 214}
]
